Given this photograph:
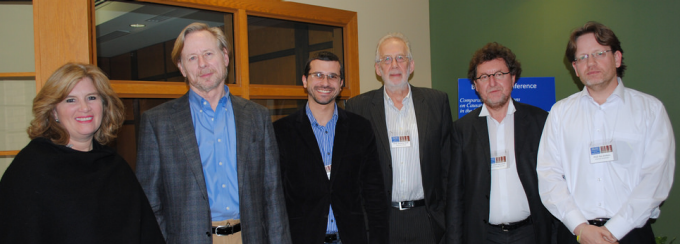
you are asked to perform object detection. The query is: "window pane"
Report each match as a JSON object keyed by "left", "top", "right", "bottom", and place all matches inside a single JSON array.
[
  {"left": 109, "top": 98, "right": 172, "bottom": 169},
  {"left": 248, "top": 16, "right": 344, "bottom": 85},
  {"left": 95, "top": 1, "right": 235, "bottom": 83}
]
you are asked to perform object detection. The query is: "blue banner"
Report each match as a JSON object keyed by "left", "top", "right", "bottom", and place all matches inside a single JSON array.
[{"left": 457, "top": 77, "right": 556, "bottom": 118}]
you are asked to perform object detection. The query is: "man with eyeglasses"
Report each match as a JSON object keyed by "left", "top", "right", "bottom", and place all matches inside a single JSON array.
[
  {"left": 274, "top": 51, "right": 389, "bottom": 244},
  {"left": 346, "top": 33, "right": 453, "bottom": 244},
  {"left": 446, "top": 42, "right": 553, "bottom": 244},
  {"left": 537, "top": 21, "right": 675, "bottom": 244}
]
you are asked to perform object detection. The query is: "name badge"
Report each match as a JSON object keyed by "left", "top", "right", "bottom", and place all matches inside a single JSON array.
[
  {"left": 490, "top": 154, "right": 508, "bottom": 170},
  {"left": 589, "top": 144, "right": 616, "bottom": 164},
  {"left": 390, "top": 135, "right": 411, "bottom": 148}
]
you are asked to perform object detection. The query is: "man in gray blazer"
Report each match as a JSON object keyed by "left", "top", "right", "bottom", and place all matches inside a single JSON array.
[
  {"left": 345, "top": 32, "right": 453, "bottom": 244},
  {"left": 135, "top": 22, "right": 291, "bottom": 244}
]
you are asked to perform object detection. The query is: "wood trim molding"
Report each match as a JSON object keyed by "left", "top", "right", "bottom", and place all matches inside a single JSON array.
[
  {"left": 234, "top": 9, "right": 250, "bottom": 99},
  {"left": 33, "top": 0, "right": 92, "bottom": 92},
  {"left": 0, "top": 72, "right": 35, "bottom": 78},
  {"left": 110, "top": 80, "right": 248, "bottom": 98},
  {"left": 0, "top": 150, "right": 20, "bottom": 157},
  {"left": 110, "top": 80, "right": 189, "bottom": 98},
  {"left": 344, "top": 12, "right": 360, "bottom": 97}
]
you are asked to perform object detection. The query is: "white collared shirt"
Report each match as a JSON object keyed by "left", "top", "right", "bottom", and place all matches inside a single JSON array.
[
  {"left": 480, "top": 101, "right": 532, "bottom": 224},
  {"left": 384, "top": 86, "right": 424, "bottom": 202},
  {"left": 537, "top": 78, "right": 675, "bottom": 240}
]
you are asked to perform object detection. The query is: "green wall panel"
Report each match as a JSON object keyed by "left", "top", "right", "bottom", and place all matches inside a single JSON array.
[{"left": 430, "top": 0, "right": 680, "bottom": 238}]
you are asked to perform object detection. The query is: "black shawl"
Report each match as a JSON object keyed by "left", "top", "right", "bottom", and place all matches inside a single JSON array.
[{"left": 0, "top": 137, "right": 165, "bottom": 244}]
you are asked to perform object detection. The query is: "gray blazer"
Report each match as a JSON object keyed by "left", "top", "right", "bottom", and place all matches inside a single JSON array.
[{"left": 135, "top": 92, "right": 291, "bottom": 244}]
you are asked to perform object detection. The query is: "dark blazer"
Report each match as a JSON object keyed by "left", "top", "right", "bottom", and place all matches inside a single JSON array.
[
  {"left": 273, "top": 106, "right": 389, "bottom": 244},
  {"left": 446, "top": 100, "right": 552, "bottom": 244},
  {"left": 345, "top": 85, "right": 454, "bottom": 243},
  {"left": 135, "top": 92, "right": 291, "bottom": 244}
]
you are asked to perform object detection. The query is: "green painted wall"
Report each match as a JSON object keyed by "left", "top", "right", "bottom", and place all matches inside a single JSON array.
[{"left": 430, "top": 0, "right": 680, "bottom": 238}]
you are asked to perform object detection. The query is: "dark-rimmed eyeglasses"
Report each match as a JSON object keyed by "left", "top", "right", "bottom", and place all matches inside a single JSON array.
[{"left": 475, "top": 71, "right": 510, "bottom": 82}]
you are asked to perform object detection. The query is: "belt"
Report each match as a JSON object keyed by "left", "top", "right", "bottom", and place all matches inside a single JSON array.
[
  {"left": 489, "top": 217, "right": 533, "bottom": 232},
  {"left": 588, "top": 218, "right": 610, "bottom": 227},
  {"left": 325, "top": 233, "right": 339, "bottom": 243},
  {"left": 391, "top": 199, "right": 426, "bottom": 210},
  {"left": 211, "top": 223, "right": 241, "bottom": 236}
]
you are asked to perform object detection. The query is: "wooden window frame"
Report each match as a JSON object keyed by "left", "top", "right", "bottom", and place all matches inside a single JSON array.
[
  {"left": 20, "top": 0, "right": 359, "bottom": 158},
  {"left": 35, "top": 0, "right": 359, "bottom": 100},
  {"left": 0, "top": 73, "right": 35, "bottom": 157}
]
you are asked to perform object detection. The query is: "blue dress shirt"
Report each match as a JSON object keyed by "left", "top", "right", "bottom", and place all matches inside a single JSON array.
[
  {"left": 189, "top": 85, "right": 239, "bottom": 221},
  {"left": 305, "top": 103, "right": 339, "bottom": 234}
]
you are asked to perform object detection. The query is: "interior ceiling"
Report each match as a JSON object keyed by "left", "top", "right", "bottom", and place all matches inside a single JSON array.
[{"left": 95, "top": 1, "right": 225, "bottom": 58}]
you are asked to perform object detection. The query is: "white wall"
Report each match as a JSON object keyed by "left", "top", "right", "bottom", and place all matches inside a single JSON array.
[
  {"left": 285, "top": 0, "right": 432, "bottom": 93},
  {"left": 0, "top": 3, "right": 35, "bottom": 176}
]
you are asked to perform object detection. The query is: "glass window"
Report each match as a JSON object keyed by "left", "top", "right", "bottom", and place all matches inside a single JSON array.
[
  {"left": 109, "top": 98, "right": 172, "bottom": 169},
  {"left": 95, "top": 1, "right": 235, "bottom": 83},
  {"left": 91, "top": 1, "right": 354, "bottom": 167},
  {"left": 247, "top": 16, "right": 344, "bottom": 86}
]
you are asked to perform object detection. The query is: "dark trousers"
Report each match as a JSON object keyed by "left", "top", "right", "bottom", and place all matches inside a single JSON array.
[
  {"left": 556, "top": 220, "right": 655, "bottom": 244},
  {"left": 486, "top": 223, "right": 537, "bottom": 244},
  {"left": 389, "top": 206, "right": 438, "bottom": 244}
]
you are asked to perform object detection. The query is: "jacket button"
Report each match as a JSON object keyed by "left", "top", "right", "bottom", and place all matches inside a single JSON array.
[{"left": 485, "top": 195, "right": 489, "bottom": 199}]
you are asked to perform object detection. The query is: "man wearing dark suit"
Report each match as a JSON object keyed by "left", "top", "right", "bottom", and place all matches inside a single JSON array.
[
  {"left": 345, "top": 32, "right": 453, "bottom": 244},
  {"left": 135, "top": 22, "right": 291, "bottom": 244},
  {"left": 274, "top": 51, "right": 388, "bottom": 244},
  {"left": 446, "top": 42, "right": 552, "bottom": 244}
]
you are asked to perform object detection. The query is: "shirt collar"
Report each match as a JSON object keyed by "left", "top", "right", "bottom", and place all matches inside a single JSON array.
[
  {"left": 479, "top": 99, "right": 516, "bottom": 117},
  {"left": 383, "top": 85, "right": 412, "bottom": 106},
  {"left": 189, "top": 85, "right": 231, "bottom": 106},
  {"left": 305, "top": 102, "right": 338, "bottom": 127},
  {"left": 579, "top": 77, "right": 626, "bottom": 104}
]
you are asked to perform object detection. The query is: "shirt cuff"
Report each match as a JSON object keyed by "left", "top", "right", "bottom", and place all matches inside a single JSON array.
[
  {"left": 604, "top": 217, "right": 633, "bottom": 241},
  {"left": 563, "top": 209, "right": 588, "bottom": 234}
]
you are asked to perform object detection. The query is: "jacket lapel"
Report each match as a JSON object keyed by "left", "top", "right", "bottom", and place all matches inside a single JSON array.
[
  {"left": 231, "top": 95, "right": 251, "bottom": 190},
  {"left": 512, "top": 101, "right": 533, "bottom": 188},
  {"left": 330, "top": 108, "right": 349, "bottom": 184},
  {"left": 370, "top": 88, "right": 392, "bottom": 166},
  {"left": 513, "top": 101, "right": 529, "bottom": 159},
  {"left": 411, "top": 86, "right": 430, "bottom": 167},
  {"left": 295, "top": 108, "right": 328, "bottom": 182},
  {"left": 471, "top": 109, "right": 492, "bottom": 173},
  {"left": 170, "top": 94, "right": 208, "bottom": 200}
]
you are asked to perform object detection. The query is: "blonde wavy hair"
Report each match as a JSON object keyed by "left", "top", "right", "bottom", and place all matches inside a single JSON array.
[{"left": 27, "top": 63, "right": 125, "bottom": 145}]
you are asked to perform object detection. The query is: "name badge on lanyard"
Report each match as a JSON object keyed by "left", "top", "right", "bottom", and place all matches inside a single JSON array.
[
  {"left": 490, "top": 151, "right": 508, "bottom": 170},
  {"left": 589, "top": 142, "right": 616, "bottom": 164},
  {"left": 390, "top": 135, "right": 411, "bottom": 148}
]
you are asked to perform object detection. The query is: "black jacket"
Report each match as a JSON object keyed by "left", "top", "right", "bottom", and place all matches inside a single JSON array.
[
  {"left": 446, "top": 101, "right": 554, "bottom": 244},
  {"left": 274, "top": 106, "right": 389, "bottom": 244}
]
